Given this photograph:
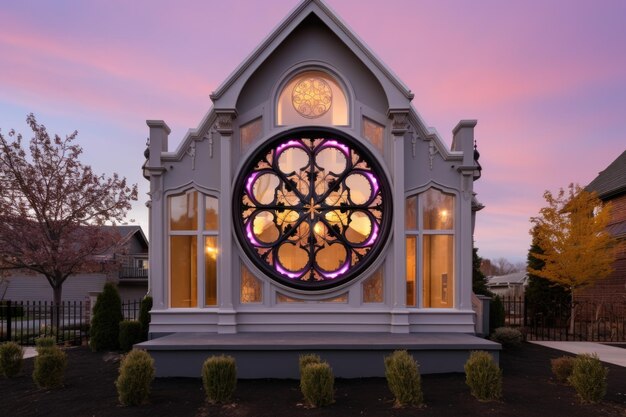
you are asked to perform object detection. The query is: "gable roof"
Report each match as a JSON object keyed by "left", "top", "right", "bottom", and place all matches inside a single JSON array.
[
  {"left": 586, "top": 149, "right": 626, "bottom": 199},
  {"left": 210, "top": 0, "right": 413, "bottom": 110}
]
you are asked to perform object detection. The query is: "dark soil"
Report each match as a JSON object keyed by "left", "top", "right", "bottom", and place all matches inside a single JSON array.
[{"left": 1, "top": 343, "right": 625, "bottom": 417}]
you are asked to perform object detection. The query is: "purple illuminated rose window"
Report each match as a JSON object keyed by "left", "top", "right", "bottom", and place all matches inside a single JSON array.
[{"left": 235, "top": 132, "right": 391, "bottom": 290}]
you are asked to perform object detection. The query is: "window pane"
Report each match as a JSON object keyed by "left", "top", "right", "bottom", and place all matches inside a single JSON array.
[
  {"left": 170, "top": 191, "right": 198, "bottom": 231},
  {"left": 422, "top": 188, "right": 454, "bottom": 230},
  {"left": 422, "top": 235, "right": 454, "bottom": 308},
  {"left": 241, "top": 264, "right": 263, "bottom": 304},
  {"left": 405, "top": 196, "right": 417, "bottom": 230},
  {"left": 204, "top": 236, "right": 218, "bottom": 306},
  {"left": 240, "top": 117, "right": 263, "bottom": 152},
  {"left": 205, "top": 196, "right": 219, "bottom": 231},
  {"left": 363, "top": 117, "right": 384, "bottom": 154},
  {"left": 170, "top": 236, "right": 197, "bottom": 307},
  {"left": 363, "top": 267, "right": 384, "bottom": 303},
  {"left": 277, "top": 71, "right": 348, "bottom": 126},
  {"left": 406, "top": 236, "right": 416, "bottom": 307}
]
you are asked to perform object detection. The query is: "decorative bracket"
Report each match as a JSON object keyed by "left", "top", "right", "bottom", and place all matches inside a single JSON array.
[
  {"left": 428, "top": 141, "right": 439, "bottom": 170},
  {"left": 186, "top": 141, "right": 197, "bottom": 170}
]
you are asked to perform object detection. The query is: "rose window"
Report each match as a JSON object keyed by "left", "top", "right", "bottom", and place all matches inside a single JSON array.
[{"left": 234, "top": 130, "right": 391, "bottom": 290}]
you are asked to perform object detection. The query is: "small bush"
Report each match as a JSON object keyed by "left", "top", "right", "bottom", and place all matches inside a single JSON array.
[
  {"left": 300, "top": 362, "right": 334, "bottom": 407},
  {"left": 35, "top": 336, "right": 57, "bottom": 355},
  {"left": 119, "top": 321, "right": 143, "bottom": 352},
  {"left": 90, "top": 283, "right": 123, "bottom": 351},
  {"left": 0, "top": 342, "right": 23, "bottom": 378},
  {"left": 489, "top": 296, "right": 505, "bottom": 333},
  {"left": 202, "top": 355, "right": 237, "bottom": 404},
  {"left": 138, "top": 296, "right": 153, "bottom": 341},
  {"left": 551, "top": 356, "right": 575, "bottom": 384},
  {"left": 299, "top": 353, "right": 322, "bottom": 377},
  {"left": 568, "top": 353, "right": 608, "bottom": 404},
  {"left": 490, "top": 327, "right": 523, "bottom": 348},
  {"left": 464, "top": 351, "right": 502, "bottom": 402},
  {"left": 384, "top": 350, "right": 423, "bottom": 407},
  {"left": 115, "top": 349, "right": 155, "bottom": 406},
  {"left": 33, "top": 347, "right": 66, "bottom": 389}
]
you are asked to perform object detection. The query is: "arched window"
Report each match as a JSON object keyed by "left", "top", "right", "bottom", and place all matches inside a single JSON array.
[
  {"left": 233, "top": 129, "right": 391, "bottom": 291},
  {"left": 168, "top": 190, "right": 219, "bottom": 307},
  {"left": 277, "top": 71, "right": 348, "bottom": 126},
  {"left": 405, "top": 188, "right": 455, "bottom": 308}
]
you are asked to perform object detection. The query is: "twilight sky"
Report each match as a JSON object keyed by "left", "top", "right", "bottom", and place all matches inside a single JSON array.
[{"left": 1, "top": 0, "right": 625, "bottom": 263}]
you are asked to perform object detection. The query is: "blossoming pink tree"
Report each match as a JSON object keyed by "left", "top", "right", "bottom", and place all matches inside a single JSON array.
[{"left": 0, "top": 114, "right": 138, "bottom": 306}]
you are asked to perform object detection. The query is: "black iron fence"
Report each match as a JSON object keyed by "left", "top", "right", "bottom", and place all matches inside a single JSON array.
[
  {"left": 501, "top": 296, "right": 626, "bottom": 342},
  {"left": 0, "top": 299, "right": 141, "bottom": 346}
]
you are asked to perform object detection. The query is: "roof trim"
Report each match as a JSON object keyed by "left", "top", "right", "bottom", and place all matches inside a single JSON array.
[{"left": 209, "top": 0, "right": 413, "bottom": 102}]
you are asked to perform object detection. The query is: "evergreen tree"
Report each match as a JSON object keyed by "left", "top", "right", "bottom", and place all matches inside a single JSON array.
[
  {"left": 525, "top": 229, "right": 569, "bottom": 326},
  {"left": 90, "top": 283, "right": 123, "bottom": 351},
  {"left": 472, "top": 245, "right": 492, "bottom": 297}
]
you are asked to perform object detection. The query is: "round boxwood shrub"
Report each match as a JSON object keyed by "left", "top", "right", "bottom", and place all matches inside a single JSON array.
[
  {"left": 300, "top": 361, "right": 335, "bottom": 408},
  {"left": 35, "top": 336, "right": 56, "bottom": 355},
  {"left": 568, "top": 353, "right": 608, "bottom": 404},
  {"left": 384, "top": 350, "right": 423, "bottom": 407},
  {"left": 33, "top": 347, "right": 67, "bottom": 389},
  {"left": 0, "top": 342, "right": 23, "bottom": 378},
  {"left": 115, "top": 349, "right": 155, "bottom": 406},
  {"left": 138, "top": 296, "right": 153, "bottom": 342},
  {"left": 202, "top": 355, "right": 237, "bottom": 404},
  {"left": 90, "top": 283, "right": 123, "bottom": 351},
  {"left": 551, "top": 355, "right": 575, "bottom": 384},
  {"left": 119, "top": 320, "right": 143, "bottom": 352},
  {"left": 464, "top": 350, "right": 502, "bottom": 402},
  {"left": 490, "top": 327, "right": 523, "bottom": 348}
]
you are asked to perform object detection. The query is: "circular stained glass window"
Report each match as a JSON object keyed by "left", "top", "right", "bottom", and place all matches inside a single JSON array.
[
  {"left": 291, "top": 77, "right": 333, "bottom": 119},
  {"left": 234, "top": 128, "right": 392, "bottom": 290}
]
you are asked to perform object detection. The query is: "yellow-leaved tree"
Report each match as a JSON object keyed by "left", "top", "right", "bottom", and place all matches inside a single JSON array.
[{"left": 529, "top": 183, "right": 616, "bottom": 334}]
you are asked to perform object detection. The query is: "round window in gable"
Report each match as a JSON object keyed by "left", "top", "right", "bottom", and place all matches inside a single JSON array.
[{"left": 233, "top": 128, "right": 392, "bottom": 291}]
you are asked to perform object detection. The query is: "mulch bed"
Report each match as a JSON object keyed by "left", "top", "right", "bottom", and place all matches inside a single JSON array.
[{"left": 1, "top": 343, "right": 625, "bottom": 417}]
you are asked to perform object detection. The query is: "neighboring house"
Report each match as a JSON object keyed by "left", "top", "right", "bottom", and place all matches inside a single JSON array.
[
  {"left": 2, "top": 225, "right": 148, "bottom": 303},
  {"left": 140, "top": 0, "right": 497, "bottom": 377},
  {"left": 580, "top": 150, "right": 626, "bottom": 303},
  {"left": 486, "top": 272, "right": 528, "bottom": 297}
]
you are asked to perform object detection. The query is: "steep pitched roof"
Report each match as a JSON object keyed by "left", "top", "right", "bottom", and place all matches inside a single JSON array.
[
  {"left": 586, "top": 150, "right": 626, "bottom": 199},
  {"left": 210, "top": 0, "right": 413, "bottom": 109}
]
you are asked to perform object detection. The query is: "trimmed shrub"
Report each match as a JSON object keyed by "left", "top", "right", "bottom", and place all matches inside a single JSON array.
[
  {"left": 568, "top": 353, "right": 608, "bottom": 404},
  {"left": 35, "top": 336, "right": 57, "bottom": 355},
  {"left": 300, "top": 362, "right": 334, "bottom": 407},
  {"left": 0, "top": 342, "right": 23, "bottom": 378},
  {"left": 489, "top": 296, "right": 505, "bottom": 333},
  {"left": 551, "top": 356, "right": 575, "bottom": 384},
  {"left": 490, "top": 327, "right": 523, "bottom": 348},
  {"left": 384, "top": 350, "right": 423, "bottom": 407},
  {"left": 299, "top": 353, "right": 322, "bottom": 377},
  {"left": 119, "top": 320, "right": 143, "bottom": 352},
  {"left": 202, "top": 355, "right": 237, "bottom": 404},
  {"left": 115, "top": 349, "right": 155, "bottom": 406},
  {"left": 464, "top": 351, "right": 502, "bottom": 402},
  {"left": 33, "top": 347, "right": 66, "bottom": 389},
  {"left": 138, "top": 296, "right": 153, "bottom": 341},
  {"left": 90, "top": 283, "right": 123, "bottom": 351}
]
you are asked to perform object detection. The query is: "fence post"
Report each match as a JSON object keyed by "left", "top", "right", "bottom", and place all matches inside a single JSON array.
[{"left": 6, "top": 300, "right": 12, "bottom": 342}]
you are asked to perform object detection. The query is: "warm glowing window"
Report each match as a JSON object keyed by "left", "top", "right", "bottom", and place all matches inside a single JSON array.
[
  {"left": 241, "top": 264, "right": 263, "bottom": 303},
  {"left": 362, "top": 117, "right": 384, "bottom": 154},
  {"left": 277, "top": 71, "right": 348, "bottom": 126},
  {"left": 362, "top": 267, "right": 384, "bottom": 303},
  {"left": 240, "top": 117, "right": 263, "bottom": 153},
  {"left": 169, "top": 191, "right": 219, "bottom": 308},
  {"left": 234, "top": 131, "right": 391, "bottom": 291},
  {"left": 405, "top": 188, "right": 455, "bottom": 308}
]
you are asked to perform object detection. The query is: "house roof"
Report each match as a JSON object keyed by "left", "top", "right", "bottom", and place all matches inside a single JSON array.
[
  {"left": 586, "top": 149, "right": 626, "bottom": 199},
  {"left": 487, "top": 271, "right": 527, "bottom": 287}
]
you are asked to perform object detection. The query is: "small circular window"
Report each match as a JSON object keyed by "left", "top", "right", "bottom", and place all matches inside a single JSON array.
[{"left": 234, "top": 128, "right": 391, "bottom": 290}]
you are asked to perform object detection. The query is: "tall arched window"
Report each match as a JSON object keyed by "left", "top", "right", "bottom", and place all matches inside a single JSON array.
[
  {"left": 405, "top": 188, "right": 455, "bottom": 308},
  {"left": 277, "top": 71, "right": 348, "bottom": 126},
  {"left": 169, "top": 190, "right": 219, "bottom": 307}
]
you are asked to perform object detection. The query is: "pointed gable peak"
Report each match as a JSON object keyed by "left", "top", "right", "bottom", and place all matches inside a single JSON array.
[{"left": 210, "top": 0, "right": 413, "bottom": 110}]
